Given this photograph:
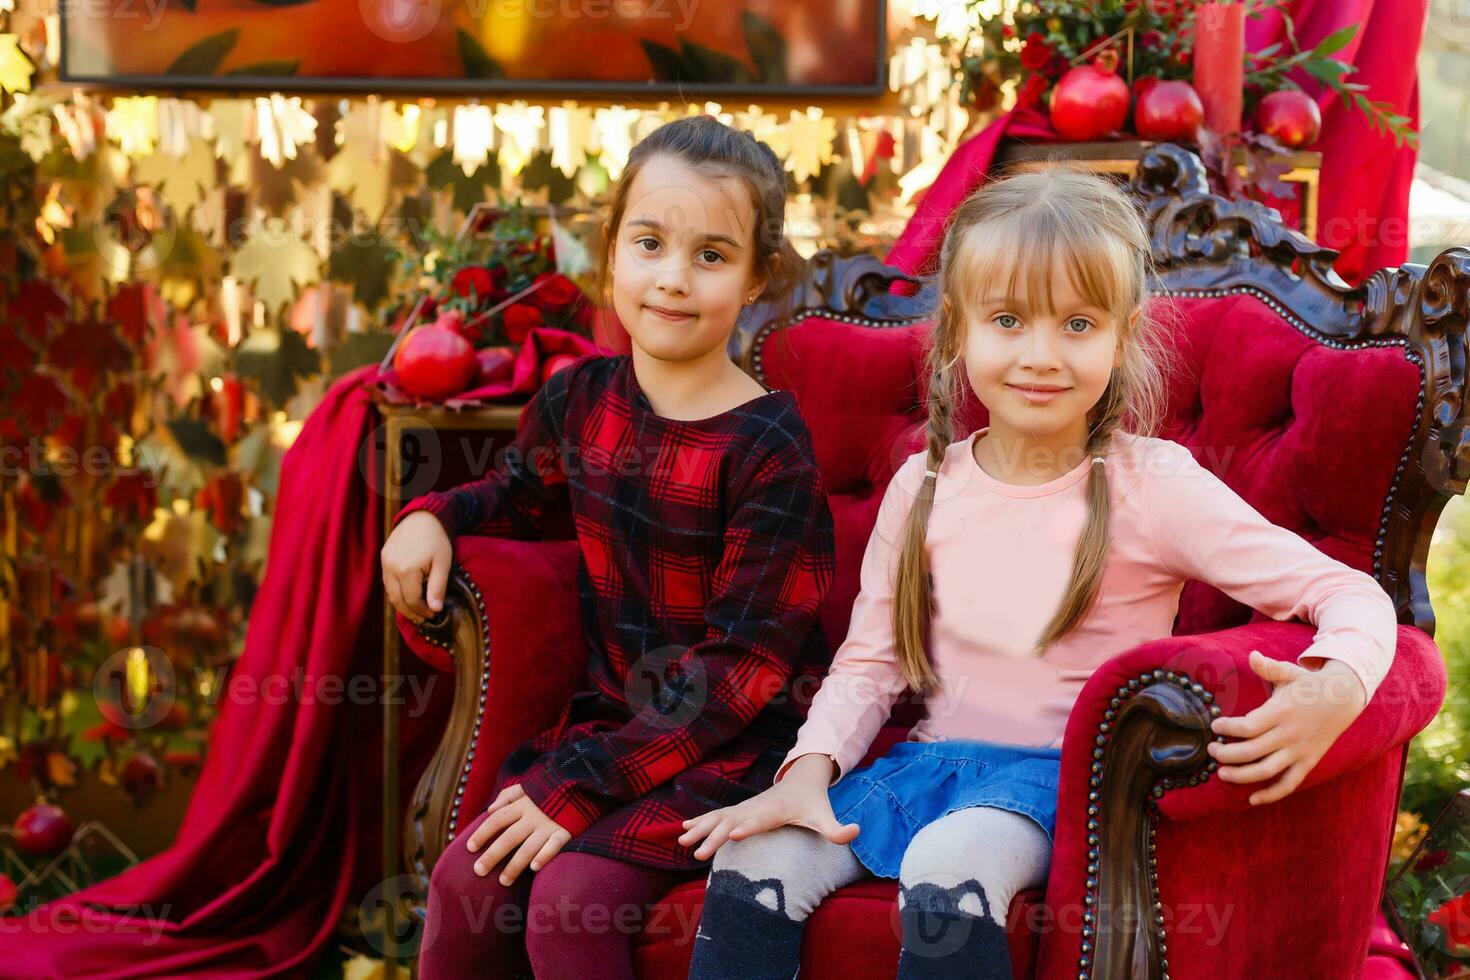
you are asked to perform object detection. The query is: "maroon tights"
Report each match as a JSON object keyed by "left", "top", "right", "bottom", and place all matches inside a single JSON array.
[{"left": 418, "top": 808, "right": 698, "bottom": 979}]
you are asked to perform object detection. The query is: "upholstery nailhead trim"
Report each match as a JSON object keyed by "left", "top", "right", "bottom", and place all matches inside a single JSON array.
[
  {"left": 748, "top": 305, "right": 931, "bottom": 385},
  {"left": 1077, "top": 669, "right": 1223, "bottom": 980},
  {"left": 410, "top": 568, "right": 492, "bottom": 843}
]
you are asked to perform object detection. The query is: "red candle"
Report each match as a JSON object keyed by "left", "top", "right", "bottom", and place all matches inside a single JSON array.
[{"left": 1193, "top": 2, "right": 1245, "bottom": 135}]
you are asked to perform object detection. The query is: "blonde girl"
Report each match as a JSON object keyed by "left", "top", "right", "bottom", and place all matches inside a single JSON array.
[{"left": 680, "top": 166, "right": 1396, "bottom": 979}]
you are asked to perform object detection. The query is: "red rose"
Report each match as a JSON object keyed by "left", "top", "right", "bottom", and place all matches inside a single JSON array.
[
  {"left": 451, "top": 265, "right": 503, "bottom": 302},
  {"left": 1016, "top": 73, "right": 1051, "bottom": 110},
  {"left": 1020, "top": 32, "right": 1052, "bottom": 71},
  {"left": 530, "top": 272, "right": 583, "bottom": 314},
  {"left": 502, "top": 303, "right": 544, "bottom": 344},
  {"left": 1428, "top": 892, "right": 1470, "bottom": 954},
  {"left": 1414, "top": 848, "right": 1450, "bottom": 873}
]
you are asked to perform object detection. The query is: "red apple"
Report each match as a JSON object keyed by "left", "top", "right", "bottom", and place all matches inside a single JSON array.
[
  {"left": 1134, "top": 80, "right": 1204, "bottom": 142},
  {"left": 475, "top": 345, "right": 517, "bottom": 386},
  {"left": 392, "top": 326, "right": 478, "bottom": 401},
  {"left": 13, "top": 803, "right": 74, "bottom": 857},
  {"left": 540, "top": 354, "right": 579, "bottom": 386},
  {"left": 1255, "top": 89, "right": 1321, "bottom": 148},
  {"left": 1049, "top": 63, "right": 1131, "bottom": 141}
]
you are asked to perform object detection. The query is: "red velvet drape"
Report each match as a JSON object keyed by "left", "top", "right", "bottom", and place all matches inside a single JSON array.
[{"left": 887, "top": 0, "right": 1428, "bottom": 286}]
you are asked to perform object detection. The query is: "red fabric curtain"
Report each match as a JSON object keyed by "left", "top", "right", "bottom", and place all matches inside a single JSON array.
[{"left": 887, "top": 0, "right": 1429, "bottom": 286}]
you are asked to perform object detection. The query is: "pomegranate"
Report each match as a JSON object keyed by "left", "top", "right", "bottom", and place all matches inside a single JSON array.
[
  {"left": 1134, "top": 80, "right": 1204, "bottom": 142},
  {"left": 392, "top": 326, "right": 477, "bottom": 401},
  {"left": 1049, "top": 63, "right": 1131, "bottom": 141}
]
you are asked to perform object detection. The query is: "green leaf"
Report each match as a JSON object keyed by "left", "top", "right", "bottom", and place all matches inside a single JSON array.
[
  {"left": 457, "top": 29, "right": 505, "bottom": 80},
  {"left": 1310, "top": 23, "right": 1357, "bottom": 58},
  {"left": 1302, "top": 60, "right": 1344, "bottom": 84},
  {"left": 164, "top": 29, "right": 239, "bottom": 76}
]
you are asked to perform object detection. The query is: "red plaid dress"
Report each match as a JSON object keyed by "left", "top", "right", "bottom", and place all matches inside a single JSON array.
[{"left": 395, "top": 353, "right": 836, "bottom": 869}]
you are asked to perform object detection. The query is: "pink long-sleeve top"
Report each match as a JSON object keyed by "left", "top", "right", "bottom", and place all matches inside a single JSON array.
[{"left": 775, "top": 426, "right": 1399, "bottom": 786}]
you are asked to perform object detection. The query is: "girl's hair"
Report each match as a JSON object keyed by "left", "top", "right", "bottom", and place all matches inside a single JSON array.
[
  {"left": 596, "top": 114, "right": 805, "bottom": 313},
  {"left": 892, "top": 164, "right": 1176, "bottom": 694}
]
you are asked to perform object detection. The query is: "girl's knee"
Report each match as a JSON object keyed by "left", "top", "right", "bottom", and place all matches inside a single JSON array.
[
  {"left": 711, "top": 825, "right": 818, "bottom": 877},
  {"left": 429, "top": 820, "right": 488, "bottom": 899}
]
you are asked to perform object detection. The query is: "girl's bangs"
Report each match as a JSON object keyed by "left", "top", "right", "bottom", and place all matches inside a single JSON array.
[{"left": 953, "top": 208, "right": 1133, "bottom": 321}]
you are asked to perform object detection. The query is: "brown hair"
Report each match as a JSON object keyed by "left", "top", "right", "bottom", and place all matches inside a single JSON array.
[
  {"left": 891, "top": 164, "right": 1176, "bottom": 694},
  {"left": 595, "top": 114, "right": 805, "bottom": 315}
]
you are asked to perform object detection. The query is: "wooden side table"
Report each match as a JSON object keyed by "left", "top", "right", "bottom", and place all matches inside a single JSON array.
[
  {"left": 373, "top": 399, "right": 525, "bottom": 977},
  {"left": 994, "top": 138, "right": 1323, "bottom": 239}
]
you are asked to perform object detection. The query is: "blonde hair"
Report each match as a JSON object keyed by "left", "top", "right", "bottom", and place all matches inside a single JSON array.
[{"left": 892, "top": 164, "right": 1176, "bottom": 694}]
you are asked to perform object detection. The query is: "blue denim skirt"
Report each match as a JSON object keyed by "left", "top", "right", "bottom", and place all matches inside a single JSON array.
[{"left": 826, "top": 738, "right": 1063, "bottom": 879}]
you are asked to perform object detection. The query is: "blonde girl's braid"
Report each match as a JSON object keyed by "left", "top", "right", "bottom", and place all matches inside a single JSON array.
[{"left": 891, "top": 299, "right": 964, "bottom": 694}]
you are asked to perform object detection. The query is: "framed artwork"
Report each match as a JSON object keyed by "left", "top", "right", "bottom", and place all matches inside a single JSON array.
[{"left": 60, "top": 0, "right": 886, "bottom": 96}]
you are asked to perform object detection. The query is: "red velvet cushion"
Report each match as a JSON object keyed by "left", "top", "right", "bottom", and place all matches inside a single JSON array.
[
  {"left": 397, "top": 536, "right": 587, "bottom": 836},
  {"left": 1153, "top": 293, "right": 1421, "bottom": 635}
]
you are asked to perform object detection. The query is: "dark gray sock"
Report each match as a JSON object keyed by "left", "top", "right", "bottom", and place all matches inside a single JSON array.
[
  {"left": 895, "top": 879, "right": 1012, "bottom": 980},
  {"left": 687, "top": 870, "right": 804, "bottom": 980}
]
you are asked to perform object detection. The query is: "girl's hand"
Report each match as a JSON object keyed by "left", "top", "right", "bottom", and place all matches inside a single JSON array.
[
  {"left": 466, "top": 784, "right": 573, "bottom": 886},
  {"left": 1207, "top": 650, "right": 1368, "bottom": 806},
  {"left": 676, "top": 753, "right": 859, "bottom": 861},
  {"left": 381, "top": 511, "right": 452, "bottom": 623}
]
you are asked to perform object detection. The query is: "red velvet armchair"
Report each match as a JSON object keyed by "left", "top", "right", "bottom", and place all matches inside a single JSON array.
[{"left": 396, "top": 145, "right": 1463, "bottom": 979}]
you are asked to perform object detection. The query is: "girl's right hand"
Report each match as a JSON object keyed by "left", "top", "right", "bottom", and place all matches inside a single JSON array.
[
  {"left": 381, "top": 511, "right": 453, "bottom": 623},
  {"left": 676, "top": 753, "right": 860, "bottom": 861}
]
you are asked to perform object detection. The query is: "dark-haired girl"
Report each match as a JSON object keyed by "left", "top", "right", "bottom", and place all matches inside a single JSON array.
[{"left": 380, "top": 114, "right": 836, "bottom": 979}]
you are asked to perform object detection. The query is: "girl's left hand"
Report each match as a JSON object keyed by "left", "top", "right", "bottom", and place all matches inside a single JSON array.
[
  {"left": 1206, "top": 650, "right": 1367, "bottom": 806},
  {"left": 465, "top": 784, "right": 573, "bottom": 886}
]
